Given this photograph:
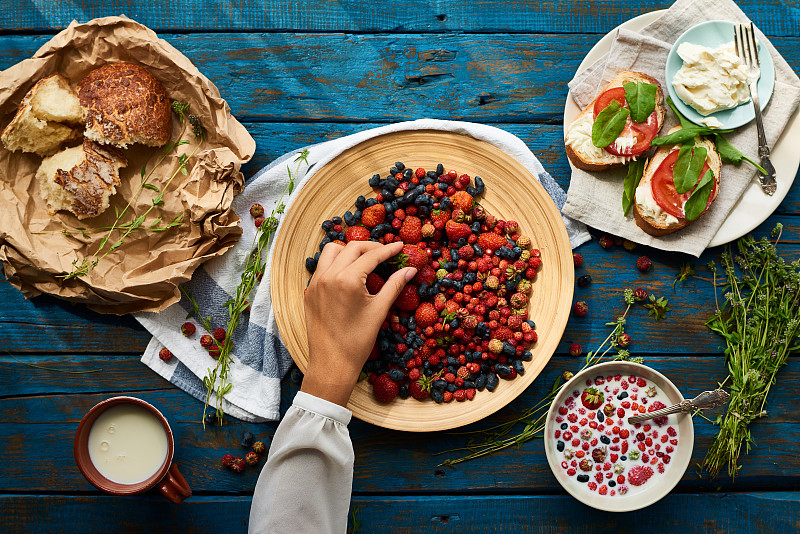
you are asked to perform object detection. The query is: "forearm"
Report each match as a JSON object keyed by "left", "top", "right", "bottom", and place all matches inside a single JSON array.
[{"left": 248, "top": 392, "right": 354, "bottom": 534}]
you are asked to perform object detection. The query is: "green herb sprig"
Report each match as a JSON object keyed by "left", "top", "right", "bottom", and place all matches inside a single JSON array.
[
  {"left": 61, "top": 101, "right": 202, "bottom": 279},
  {"left": 703, "top": 224, "right": 800, "bottom": 478},
  {"left": 186, "top": 148, "right": 310, "bottom": 426}
]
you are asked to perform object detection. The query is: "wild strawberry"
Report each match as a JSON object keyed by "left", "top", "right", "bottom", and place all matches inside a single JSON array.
[
  {"left": 569, "top": 343, "right": 582, "bottom": 357},
  {"left": 362, "top": 204, "right": 386, "bottom": 228},
  {"left": 488, "top": 339, "right": 504, "bottom": 354},
  {"left": 450, "top": 191, "right": 474, "bottom": 211},
  {"left": 573, "top": 253, "right": 583, "bottom": 267},
  {"left": 415, "top": 302, "right": 439, "bottom": 329},
  {"left": 458, "top": 245, "right": 475, "bottom": 260},
  {"left": 200, "top": 334, "right": 213, "bottom": 348},
  {"left": 636, "top": 256, "right": 652, "bottom": 272},
  {"left": 412, "top": 265, "right": 436, "bottom": 286},
  {"left": 477, "top": 232, "right": 506, "bottom": 252},
  {"left": 208, "top": 346, "right": 221, "bottom": 359},
  {"left": 181, "top": 322, "right": 196, "bottom": 336},
  {"left": 598, "top": 235, "right": 613, "bottom": 249},
  {"left": 245, "top": 451, "right": 259, "bottom": 466},
  {"left": 214, "top": 328, "right": 226, "bottom": 342},
  {"left": 393, "top": 285, "right": 420, "bottom": 311},
  {"left": 254, "top": 216, "right": 266, "bottom": 228},
  {"left": 627, "top": 465, "right": 653, "bottom": 486},
  {"left": 633, "top": 288, "right": 648, "bottom": 301},
  {"left": 345, "top": 225, "right": 371, "bottom": 242},
  {"left": 399, "top": 216, "right": 422, "bottom": 243},
  {"left": 647, "top": 400, "right": 669, "bottom": 426},
  {"left": 454, "top": 389, "right": 467, "bottom": 402},
  {"left": 636, "top": 377, "right": 647, "bottom": 387},
  {"left": 250, "top": 203, "right": 265, "bottom": 218},
  {"left": 445, "top": 220, "right": 471, "bottom": 242},
  {"left": 252, "top": 441, "right": 266, "bottom": 454},
  {"left": 573, "top": 301, "right": 588, "bottom": 317},
  {"left": 421, "top": 223, "right": 435, "bottom": 238},
  {"left": 230, "top": 457, "right": 246, "bottom": 473},
  {"left": 617, "top": 333, "right": 631, "bottom": 348},
  {"left": 366, "top": 273, "right": 385, "bottom": 295},
  {"left": 579, "top": 458, "right": 593, "bottom": 472},
  {"left": 158, "top": 348, "right": 173, "bottom": 362},
  {"left": 372, "top": 374, "right": 399, "bottom": 402},
  {"left": 667, "top": 426, "right": 677, "bottom": 437},
  {"left": 443, "top": 391, "right": 454, "bottom": 402},
  {"left": 580, "top": 387, "right": 603, "bottom": 410},
  {"left": 221, "top": 454, "right": 235, "bottom": 468}
]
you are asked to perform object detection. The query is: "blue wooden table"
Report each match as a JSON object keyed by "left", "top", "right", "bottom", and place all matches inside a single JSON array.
[{"left": 2, "top": 1, "right": 799, "bottom": 532}]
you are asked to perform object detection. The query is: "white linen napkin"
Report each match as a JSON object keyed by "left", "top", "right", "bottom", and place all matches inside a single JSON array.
[
  {"left": 562, "top": 0, "right": 800, "bottom": 257},
  {"left": 134, "top": 119, "right": 590, "bottom": 422}
]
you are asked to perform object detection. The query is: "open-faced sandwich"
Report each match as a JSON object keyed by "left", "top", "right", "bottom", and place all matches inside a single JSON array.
[
  {"left": 633, "top": 126, "right": 722, "bottom": 236},
  {"left": 565, "top": 71, "right": 666, "bottom": 171}
]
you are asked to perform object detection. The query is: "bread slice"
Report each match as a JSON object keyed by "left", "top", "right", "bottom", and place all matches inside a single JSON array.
[
  {"left": 633, "top": 128, "right": 722, "bottom": 236},
  {"left": 36, "top": 139, "right": 127, "bottom": 219},
  {"left": 78, "top": 63, "right": 172, "bottom": 148},
  {"left": 1, "top": 74, "right": 83, "bottom": 156},
  {"left": 565, "top": 71, "right": 666, "bottom": 172}
]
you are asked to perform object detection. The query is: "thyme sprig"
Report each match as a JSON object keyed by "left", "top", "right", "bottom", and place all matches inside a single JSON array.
[
  {"left": 438, "top": 289, "right": 642, "bottom": 467},
  {"left": 188, "top": 149, "right": 310, "bottom": 426},
  {"left": 702, "top": 224, "right": 800, "bottom": 478},
  {"left": 61, "top": 101, "right": 203, "bottom": 279}
]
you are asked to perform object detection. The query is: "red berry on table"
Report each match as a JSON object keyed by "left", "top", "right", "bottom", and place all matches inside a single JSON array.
[
  {"left": 221, "top": 454, "right": 235, "bottom": 468},
  {"left": 252, "top": 441, "right": 266, "bottom": 454},
  {"left": 569, "top": 343, "right": 582, "bottom": 357},
  {"left": 617, "top": 333, "right": 631, "bottom": 348},
  {"left": 636, "top": 256, "right": 652, "bottom": 272},
  {"left": 158, "top": 348, "right": 173, "bottom": 362},
  {"left": 250, "top": 203, "right": 265, "bottom": 218},
  {"left": 229, "top": 457, "right": 246, "bottom": 473},
  {"left": 573, "top": 301, "right": 588, "bottom": 317},
  {"left": 254, "top": 216, "right": 266, "bottom": 228},
  {"left": 208, "top": 346, "right": 221, "bottom": 359},
  {"left": 573, "top": 253, "right": 583, "bottom": 267},
  {"left": 180, "top": 322, "right": 196, "bottom": 337},
  {"left": 372, "top": 374, "right": 399, "bottom": 402},
  {"left": 598, "top": 235, "right": 614, "bottom": 249},
  {"left": 213, "top": 328, "right": 226, "bottom": 342},
  {"left": 245, "top": 452, "right": 259, "bottom": 466},
  {"left": 633, "top": 288, "right": 648, "bottom": 302},
  {"left": 200, "top": 334, "right": 213, "bottom": 348}
]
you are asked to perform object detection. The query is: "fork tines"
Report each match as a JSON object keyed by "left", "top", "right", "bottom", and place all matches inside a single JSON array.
[{"left": 735, "top": 22, "right": 759, "bottom": 69}]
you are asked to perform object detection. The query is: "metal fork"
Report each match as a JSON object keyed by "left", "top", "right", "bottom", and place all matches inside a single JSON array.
[{"left": 735, "top": 22, "right": 776, "bottom": 195}]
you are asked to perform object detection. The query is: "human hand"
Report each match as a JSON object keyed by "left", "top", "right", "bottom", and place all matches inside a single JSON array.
[{"left": 300, "top": 240, "right": 416, "bottom": 406}]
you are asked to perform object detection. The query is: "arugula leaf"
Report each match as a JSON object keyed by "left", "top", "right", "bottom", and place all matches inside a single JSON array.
[
  {"left": 650, "top": 127, "right": 709, "bottom": 146},
  {"left": 713, "top": 134, "right": 768, "bottom": 175},
  {"left": 592, "top": 100, "right": 630, "bottom": 148},
  {"left": 683, "top": 169, "right": 715, "bottom": 221},
  {"left": 624, "top": 82, "right": 658, "bottom": 123},
  {"left": 622, "top": 159, "right": 645, "bottom": 216},
  {"left": 674, "top": 146, "right": 707, "bottom": 195}
]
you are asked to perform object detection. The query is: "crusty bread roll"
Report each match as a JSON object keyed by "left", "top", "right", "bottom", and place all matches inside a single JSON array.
[
  {"left": 1, "top": 74, "right": 84, "bottom": 156},
  {"left": 78, "top": 63, "right": 171, "bottom": 148},
  {"left": 633, "top": 128, "right": 722, "bottom": 236},
  {"left": 36, "top": 139, "right": 127, "bottom": 219},
  {"left": 565, "top": 71, "right": 666, "bottom": 172}
]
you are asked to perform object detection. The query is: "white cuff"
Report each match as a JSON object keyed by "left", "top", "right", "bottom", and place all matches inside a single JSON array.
[{"left": 292, "top": 391, "right": 352, "bottom": 425}]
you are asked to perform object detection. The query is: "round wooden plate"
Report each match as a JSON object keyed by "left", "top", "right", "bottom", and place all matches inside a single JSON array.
[{"left": 271, "top": 130, "right": 574, "bottom": 431}]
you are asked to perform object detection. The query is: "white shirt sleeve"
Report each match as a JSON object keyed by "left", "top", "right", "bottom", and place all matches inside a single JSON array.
[{"left": 248, "top": 391, "right": 354, "bottom": 534}]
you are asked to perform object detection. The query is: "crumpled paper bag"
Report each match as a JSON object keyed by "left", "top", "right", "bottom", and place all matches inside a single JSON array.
[{"left": 0, "top": 16, "right": 255, "bottom": 314}]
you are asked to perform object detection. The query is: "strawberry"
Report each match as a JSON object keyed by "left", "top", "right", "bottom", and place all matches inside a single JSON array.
[
  {"left": 200, "top": 335, "right": 214, "bottom": 348},
  {"left": 580, "top": 387, "right": 603, "bottom": 410},
  {"left": 477, "top": 232, "right": 506, "bottom": 252},
  {"left": 412, "top": 265, "right": 436, "bottom": 286},
  {"left": 445, "top": 220, "right": 471, "bottom": 242},
  {"left": 362, "top": 204, "right": 386, "bottom": 228},
  {"left": 450, "top": 191, "right": 474, "bottom": 211},
  {"left": 181, "top": 322, "right": 196, "bottom": 336},
  {"left": 213, "top": 328, "right": 226, "bottom": 342},
  {"left": 647, "top": 400, "right": 669, "bottom": 426},
  {"left": 395, "top": 244, "right": 429, "bottom": 270},
  {"left": 158, "top": 348, "right": 173, "bottom": 362},
  {"left": 366, "top": 273, "right": 385, "bottom": 295},
  {"left": 430, "top": 209, "right": 451, "bottom": 228},
  {"left": 345, "top": 225, "right": 371, "bottom": 242},
  {"left": 409, "top": 375, "right": 432, "bottom": 400},
  {"left": 394, "top": 285, "right": 420, "bottom": 311},
  {"left": 372, "top": 374, "right": 399, "bottom": 402},
  {"left": 415, "top": 302, "right": 439, "bottom": 328},
  {"left": 399, "top": 216, "right": 422, "bottom": 243},
  {"left": 454, "top": 389, "right": 467, "bottom": 402},
  {"left": 627, "top": 465, "right": 654, "bottom": 486}
]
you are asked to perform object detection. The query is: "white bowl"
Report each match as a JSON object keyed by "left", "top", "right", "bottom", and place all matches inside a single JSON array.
[{"left": 543, "top": 361, "right": 694, "bottom": 512}]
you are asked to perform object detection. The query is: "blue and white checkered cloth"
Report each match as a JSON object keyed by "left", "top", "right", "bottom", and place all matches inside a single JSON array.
[{"left": 134, "top": 119, "right": 590, "bottom": 422}]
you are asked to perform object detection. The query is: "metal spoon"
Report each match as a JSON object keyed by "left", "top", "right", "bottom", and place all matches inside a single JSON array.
[{"left": 627, "top": 389, "right": 730, "bottom": 424}]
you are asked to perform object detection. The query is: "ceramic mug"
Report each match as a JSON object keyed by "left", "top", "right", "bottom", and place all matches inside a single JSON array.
[{"left": 74, "top": 396, "right": 192, "bottom": 504}]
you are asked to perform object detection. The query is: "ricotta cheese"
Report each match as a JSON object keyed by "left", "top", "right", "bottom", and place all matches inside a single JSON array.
[
  {"left": 672, "top": 41, "right": 756, "bottom": 116},
  {"left": 565, "top": 113, "right": 631, "bottom": 165}
]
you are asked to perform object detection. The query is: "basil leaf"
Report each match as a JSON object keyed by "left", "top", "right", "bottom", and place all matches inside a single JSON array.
[
  {"left": 622, "top": 159, "right": 646, "bottom": 216},
  {"left": 666, "top": 96, "right": 695, "bottom": 130},
  {"left": 592, "top": 100, "right": 630, "bottom": 148},
  {"left": 650, "top": 127, "right": 708, "bottom": 146},
  {"left": 684, "top": 169, "right": 715, "bottom": 221},
  {"left": 713, "top": 134, "right": 768, "bottom": 175},
  {"left": 624, "top": 82, "right": 658, "bottom": 123},
  {"left": 674, "top": 146, "right": 707, "bottom": 195}
]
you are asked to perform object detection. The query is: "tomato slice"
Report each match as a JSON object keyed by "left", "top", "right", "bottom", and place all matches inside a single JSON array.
[
  {"left": 592, "top": 87, "right": 659, "bottom": 157},
  {"left": 651, "top": 149, "right": 717, "bottom": 219}
]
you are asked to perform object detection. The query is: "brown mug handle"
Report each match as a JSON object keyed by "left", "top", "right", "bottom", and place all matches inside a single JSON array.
[{"left": 158, "top": 463, "right": 192, "bottom": 504}]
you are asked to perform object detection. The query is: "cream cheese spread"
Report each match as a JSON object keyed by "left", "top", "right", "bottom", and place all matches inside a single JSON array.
[
  {"left": 672, "top": 41, "right": 756, "bottom": 116},
  {"left": 565, "top": 113, "right": 632, "bottom": 165},
  {"left": 635, "top": 174, "right": 681, "bottom": 226}
]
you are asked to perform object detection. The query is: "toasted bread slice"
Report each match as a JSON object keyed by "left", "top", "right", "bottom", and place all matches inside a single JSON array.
[
  {"left": 565, "top": 71, "right": 666, "bottom": 172},
  {"left": 633, "top": 128, "right": 722, "bottom": 236}
]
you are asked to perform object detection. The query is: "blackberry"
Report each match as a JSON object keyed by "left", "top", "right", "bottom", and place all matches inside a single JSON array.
[
  {"left": 577, "top": 474, "right": 590, "bottom": 483},
  {"left": 557, "top": 440, "right": 565, "bottom": 452},
  {"left": 577, "top": 275, "right": 592, "bottom": 288}
]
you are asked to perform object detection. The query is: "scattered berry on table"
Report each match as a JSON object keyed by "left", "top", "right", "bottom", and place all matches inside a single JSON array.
[
  {"left": 576, "top": 275, "right": 592, "bottom": 288},
  {"left": 204, "top": 412, "right": 217, "bottom": 425},
  {"left": 636, "top": 256, "right": 652, "bottom": 272},
  {"left": 158, "top": 348, "right": 173, "bottom": 362},
  {"left": 213, "top": 328, "right": 227, "bottom": 342},
  {"left": 254, "top": 216, "right": 265, "bottom": 228},
  {"left": 573, "top": 253, "right": 583, "bottom": 267},
  {"left": 221, "top": 454, "right": 235, "bottom": 468},
  {"left": 229, "top": 457, "right": 246, "bottom": 473},
  {"left": 245, "top": 452, "right": 260, "bottom": 466},
  {"left": 569, "top": 343, "right": 582, "bottom": 357},
  {"left": 250, "top": 203, "right": 265, "bottom": 218},
  {"left": 633, "top": 288, "right": 648, "bottom": 302},
  {"left": 240, "top": 431, "right": 255, "bottom": 448},
  {"left": 617, "top": 333, "right": 631, "bottom": 348},
  {"left": 200, "top": 335, "right": 213, "bottom": 348},
  {"left": 598, "top": 235, "right": 614, "bottom": 249},
  {"left": 253, "top": 441, "right": 266, "bottom": 454},
  {"left": 180, "top": 322, "right": 196, "bottom": 337},
  {"left": 573, "top": 301, "right": 588, "bottom": 317},
  {"left": 208, "top": 346, "right": 221, "bottom": 359}
]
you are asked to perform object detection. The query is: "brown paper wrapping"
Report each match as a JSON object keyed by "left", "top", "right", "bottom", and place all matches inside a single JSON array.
[{"left": 0, "top": 16, "right": 255, "bottom": 314}]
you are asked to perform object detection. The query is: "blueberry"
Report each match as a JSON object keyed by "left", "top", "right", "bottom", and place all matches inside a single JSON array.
[
  {"left": 620, "top": 455, "right": 627, "bottom": 461},
  {"left": 617, "top": 391, "right": 629, "bottom": 400},
  {"left": 432, "top": 379, "right": 447, "bottom": 390},
  {"left": 331, "top": 216, "right": 342, "bottom": 225},
  {"left": 403, "top": 168, "right": 413, "bottom": 179},
  {"left": 557, "top": 440, "right": 565, "bottom": 452},
  {"left": 466, "top": 186, "right": 478, "bottom": 196},
  {"left": 353, "top": 210, "right": 362, "bottom": 220},
  {"left": 240, "top": 431, "right": 255, "bottom": 448},
  {"left": 394, "top": 161, "right": 405, "bottom": 171},
  {"left": 319, "top": 237, "right": 331, "bottom": 252},
  {"left": 475, "top": 176, "right": 485, "bottom": 194},
  {"left": 344, "top": 211, "right": 355, "bottom": 226},
  {"left": 495, "top": 364, "right": 512, "bottom": 377},
  {"left": 204, "top": 412, "right": 217, "bottom": 425},
  {"left": 305, "top": 257, "right": 317, "bottom": 272},
  {"left": 521, "top": 350, "right": 532, "bottom": 361},
  {"left": 365, "top": 198, "right": 378, "bottom": 207},
  {"left": 431, "top": 389, "right": 444, "bottom": 403},
  {"left": 438, "top": 182, "right": 448, "bottom": 191},
  {"left": 597, "top": 411, "right": 605, "bottom": 423},
  {"left": 439, "top": 197, "right": 451, "bottom": 210},
  {"left": 577, "top": 474, "right": 589, "bottom": 483},
  {"left": 436, "top": 163, "right": 445, "bottom": 175},
  {"left": 486, "top": 373, "right": 499, "bottom": 391},
  {"left": 388, "top": 369, "right": 404, "bottom": 381},
  {"left": 355, "top": 195, "right": 366, "bottom": 210},
  {"left": 577, "top": 275, "right": 592, "bottom": 288},
  {"left": 326, "top": 230, "right": 338, "bottom": 240},
  {"left": 471, "top": 221, "right": 482, "bottom": 234},
  {"left": 368, "top": 174, "right": 381, "bottom": 187},
  {"left": 321, "top": 220, "right": 334, "bottom": 231},
  {"left": 608, "top": 481, "right": 616, "bottom": 487},
  {"left": 513, "top": 360, "right": 525, "bottom": 375},
  {"left": 600, "top": 435, "right": 611, "bottom": 444},
  {"left": 398, "top": 385, "right": 409, "bottom": 399},
  {"left": 446, "top": 383, "right": 457, "bottom": 393}
]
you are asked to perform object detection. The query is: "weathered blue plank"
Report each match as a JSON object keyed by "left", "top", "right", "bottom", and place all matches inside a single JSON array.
[
  {"left": 0, "top": 34, "right": 798, "bottom": 123},
  {"left": 1, "top": 358, "right": 798, "bottom": 493},
  {"left": 1, "top": 492, "right": 798, "bottom": 533},
  {"left": 0, "top": 0, "right": 797, "bottom": 37}
]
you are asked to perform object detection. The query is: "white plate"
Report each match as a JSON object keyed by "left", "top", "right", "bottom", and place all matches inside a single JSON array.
[{"left": 564, "top": 11, "right": 800, "bottom": 248}]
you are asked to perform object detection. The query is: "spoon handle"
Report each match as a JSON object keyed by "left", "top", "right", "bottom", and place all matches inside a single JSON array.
[{"left": 627, "top": 389, "right": 729, "bottom": 425}]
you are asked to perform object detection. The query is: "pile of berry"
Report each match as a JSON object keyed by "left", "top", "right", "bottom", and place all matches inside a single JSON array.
[
  {"left": 553, "top": 373, "right": 679, "bottom": 497},
  {"left": 305, "top": 162, "right": 542, "bottom": 403},
  {"left": 221, "top": 431, "right": 267, "bottom": 473}
]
